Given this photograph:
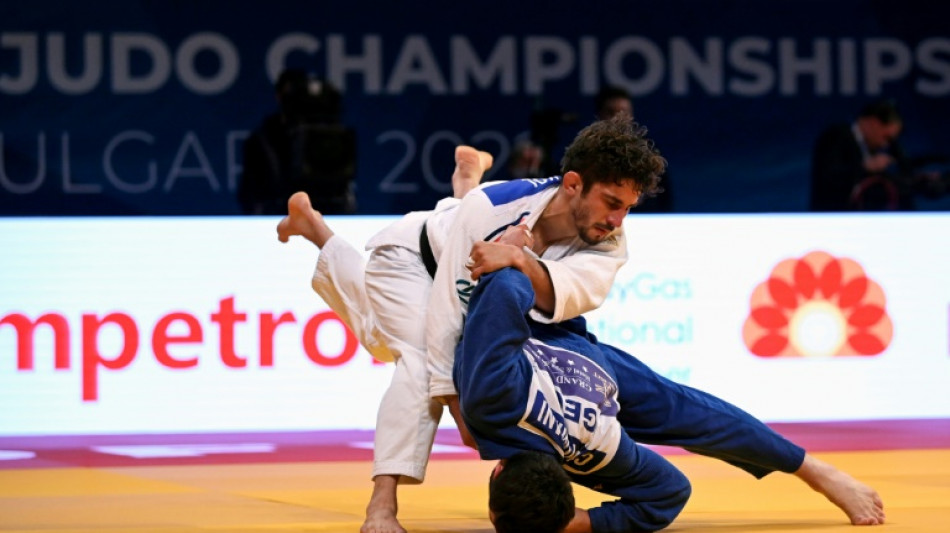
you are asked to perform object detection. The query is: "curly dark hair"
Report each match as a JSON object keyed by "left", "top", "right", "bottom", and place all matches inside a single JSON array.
[
  {"left": 560, "top": 113, "right": 667, "bottom": 199},
  {"left": 489, "top": 451, "right": 575, "bottom": 533}
]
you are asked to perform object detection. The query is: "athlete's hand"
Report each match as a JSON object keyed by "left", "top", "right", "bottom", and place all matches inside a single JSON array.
[
  {"left": 496, "top": 223, "right": 534, "bottom": 250},
  {"left": 466, "top": 241, "right": 526, "bottom": 280}
]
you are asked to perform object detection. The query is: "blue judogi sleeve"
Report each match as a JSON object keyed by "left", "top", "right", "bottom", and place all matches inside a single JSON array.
[{"left": 453, "top": 268, "right": 537, "bottom": 459}]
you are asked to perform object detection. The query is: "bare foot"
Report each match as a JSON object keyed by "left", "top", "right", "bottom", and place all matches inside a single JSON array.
[
  {"left": 361, "top": 475, "right": 406, "bottom": 533},
  {"left": 361, "top": 508, "right": 406, "bottom": 533},
  {"left": 796, "top": 454, "right": 885, "bottom": 525},
  {"left": 276, "top": 192, "right": 334, "bottom": 248},
  {"left": 452, "top": 145, "right": 493, "bottom": 198}
]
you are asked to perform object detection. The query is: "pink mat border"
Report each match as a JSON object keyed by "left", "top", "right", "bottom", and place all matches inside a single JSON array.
[{"left": 1, "top": 418, "right": 948, "bottom": 470}]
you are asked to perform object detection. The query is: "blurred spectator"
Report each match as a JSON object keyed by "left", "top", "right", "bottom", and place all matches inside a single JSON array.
[
  {"left": 500, "top": 139, "right": 545, "bottom": 181},
  {"left": 238, "top": 69, "right": 357, "bottom": 215},
  {"left": 810, "top": 99, "right": 946, "bottom": 211},
  {"left": 596, "top": 85, "right": 673, "bottom": 212},
  {"left": 495, "top": 101, "right": 576, "bottom": 182},
  {"left": 595, "top": 85, "right": 634, "bottom": 121},
  {"left": 529, "top": 104, "right": 578, "bottom": 178}
]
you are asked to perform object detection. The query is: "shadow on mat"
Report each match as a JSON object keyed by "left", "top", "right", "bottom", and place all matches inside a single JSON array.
[
  {"left": 669, "top": 519, "right": 844, "bottom": 531},
  {"left": 407, "top": 527, "right": 495, "bottom": 533}
]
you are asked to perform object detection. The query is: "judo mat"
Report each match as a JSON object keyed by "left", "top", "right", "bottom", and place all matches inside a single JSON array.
[{"left": 1, "top": 419, "right": 948, "bottom": 533}]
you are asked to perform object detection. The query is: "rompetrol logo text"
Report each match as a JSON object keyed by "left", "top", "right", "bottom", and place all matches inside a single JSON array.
[{"left": 742, "top": 251, "right": 892, "bottom": 357}]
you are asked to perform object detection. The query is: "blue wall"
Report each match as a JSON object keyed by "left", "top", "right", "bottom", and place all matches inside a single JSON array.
[{"left": 2, "top": 0, "right": 948, "bottom": 215}]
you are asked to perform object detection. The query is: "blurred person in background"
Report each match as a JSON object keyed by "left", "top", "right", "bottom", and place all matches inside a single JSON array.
[
  {"left": 596, "top": 85, "right": 673, "bottom": 213},
  {"left": 239, "top": 69, "right": 357, "bottom": 215},
  {"left": 499, "top": 139, "right": 545, "bottom": 181},
  {"left": 810, "top": 99, "right": 947, "bottom": 211},
  {"left": 594, "top": 85, "right": 633, "bottom": 120}
]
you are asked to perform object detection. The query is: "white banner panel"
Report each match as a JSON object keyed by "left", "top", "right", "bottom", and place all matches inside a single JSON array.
[
  {"left": 1, "top": 214, "right": 948, "bottom": 436},
  {"left": 586, "top": 213, "right": 950, "bottom": 423}
]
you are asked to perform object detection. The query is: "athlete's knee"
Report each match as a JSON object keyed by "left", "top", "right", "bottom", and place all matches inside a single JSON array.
[{"left": 644, "top": 471, "right": 691, "bottom": 529}]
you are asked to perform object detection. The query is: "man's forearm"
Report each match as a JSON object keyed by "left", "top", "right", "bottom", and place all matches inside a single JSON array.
[
  {"left": 513, "top": 252, "right": 554, "bottom": 315},
  {"left": 440, "top": 394, "right": 477, "bottom": 450},
  {"left": 469, "top": 241, "right": 555, "bottom": 315}
]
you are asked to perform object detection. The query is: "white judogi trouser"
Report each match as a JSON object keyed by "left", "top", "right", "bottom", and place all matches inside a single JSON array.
[{"left": 311, "top": 234, "right": 442, "bottom": 483}]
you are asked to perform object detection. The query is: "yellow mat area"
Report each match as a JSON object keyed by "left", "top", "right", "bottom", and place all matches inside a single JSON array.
[{"left": 1, "top": 449, "right": 947, "bottom": 532}]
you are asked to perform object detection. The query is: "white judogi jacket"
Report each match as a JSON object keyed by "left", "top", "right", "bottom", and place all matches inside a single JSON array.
[
  {"left": 366, "top": 176, "right": 627, "bottom": 399},
  {"left": 428, "top": 176, "right": 628, "bottom": 399}
]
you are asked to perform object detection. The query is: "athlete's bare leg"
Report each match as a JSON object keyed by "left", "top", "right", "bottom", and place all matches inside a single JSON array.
[
  {"left": 276, "top": 192, "right": 334, "bottom": 248},
  {"left": 452, "top": 146, "right": 493, "bottom": 199},
  {"left": 361, "top": 475, "right": 406, "bottom": 533},
  {"left": 795, "top": 454, "right": 885, "bottom": 525}
]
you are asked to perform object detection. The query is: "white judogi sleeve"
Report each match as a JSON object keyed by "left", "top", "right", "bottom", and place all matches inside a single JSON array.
[
  {"left": 426, "top": 180, "right": 628, "bottom": 399},
  {"left": 531, "top": 234, "right": 627, "bottom": 324}
]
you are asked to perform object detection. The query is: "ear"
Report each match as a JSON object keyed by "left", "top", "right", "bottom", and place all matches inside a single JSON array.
[{"left": 562, "top": 171, "right": 583, "bottom": 195}]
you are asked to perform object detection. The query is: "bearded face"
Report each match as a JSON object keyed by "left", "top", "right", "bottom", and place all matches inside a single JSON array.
[{"left": 571, "top": 180, "right": 640, "bottom": 245}]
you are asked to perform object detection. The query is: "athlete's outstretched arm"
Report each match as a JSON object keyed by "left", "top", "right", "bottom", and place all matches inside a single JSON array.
[{"left": 454, "top": 269, "right": 535, "bottom": 427}]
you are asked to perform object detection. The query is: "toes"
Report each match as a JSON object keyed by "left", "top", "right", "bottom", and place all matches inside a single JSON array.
[{"left": 455, "top": 145, "right": 477, "bottom": 161}]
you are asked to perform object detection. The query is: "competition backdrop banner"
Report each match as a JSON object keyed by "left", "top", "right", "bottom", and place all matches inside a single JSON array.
[
  {"left": 1, "top": 214, "right": 949, "bottom": 436},
  {"left": 2, "top": 0, "right": 949, "bottom": 216}
]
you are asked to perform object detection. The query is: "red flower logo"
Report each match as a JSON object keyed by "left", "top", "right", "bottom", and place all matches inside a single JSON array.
[{"left": 743, "top": 251, "right": 892, "bottom": 357}]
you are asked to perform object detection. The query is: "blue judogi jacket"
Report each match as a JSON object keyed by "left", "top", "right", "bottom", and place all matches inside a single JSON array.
[{"left": 454, "top": 268, "right": 690, "bottom": 533}]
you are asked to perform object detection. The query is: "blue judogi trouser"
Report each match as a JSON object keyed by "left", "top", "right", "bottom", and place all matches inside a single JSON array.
[
  {"left": 604, "top": 343, "right": 806, "bottom": 478},
  {"left": 527, "top": 299, "right": 807, "bottom": 481}
]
